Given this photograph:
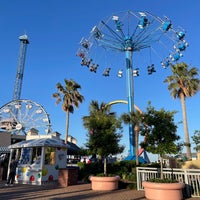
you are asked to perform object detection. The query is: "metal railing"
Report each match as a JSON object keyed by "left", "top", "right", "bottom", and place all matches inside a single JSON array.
[{"left": 137, "top": 167, "right": 200, "bottom": 197}]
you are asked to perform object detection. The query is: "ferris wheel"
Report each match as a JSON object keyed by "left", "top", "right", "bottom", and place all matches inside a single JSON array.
[{"left": 0, "top": 99, "right": 52, "bottom": 135}]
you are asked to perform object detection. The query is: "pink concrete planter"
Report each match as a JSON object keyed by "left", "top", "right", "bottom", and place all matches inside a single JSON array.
[
  {"left": 90, "top": 176, "right": 120, "bottom": 191},
  {"left": 142, "top": 181, "right": 185, "bottom": 200}
]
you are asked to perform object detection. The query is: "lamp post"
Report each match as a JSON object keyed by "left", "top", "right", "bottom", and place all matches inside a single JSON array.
[{"left": 77, "top": 11, "right": 188, "bottom": 160}]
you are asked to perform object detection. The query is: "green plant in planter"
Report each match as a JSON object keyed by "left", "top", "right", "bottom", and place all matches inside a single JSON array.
[
  {"left": 82, "top": 100, "right": 124, "bottom": 176},
  {"left": 140, "top": 102, "right": 180, "bottom": 181},
  {"left": 148, "top": 178, "right": 178, "bottom": 183}
]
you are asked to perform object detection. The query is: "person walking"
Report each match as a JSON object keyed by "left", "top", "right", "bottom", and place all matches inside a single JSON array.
[{"left": 5, "top": 158, "right": 18, "bottom": 186}]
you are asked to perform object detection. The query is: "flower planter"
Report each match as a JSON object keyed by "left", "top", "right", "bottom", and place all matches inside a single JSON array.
[
  {"left": 142, "top": 181, "right": 185, "bottom": 200},
  {"left": 90, "top": 176, "right": 120, "bottom": 191}
]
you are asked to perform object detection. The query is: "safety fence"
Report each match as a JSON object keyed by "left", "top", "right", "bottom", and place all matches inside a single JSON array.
[{"left": 137, "top": 167, "right": 200, "bottom": 197}]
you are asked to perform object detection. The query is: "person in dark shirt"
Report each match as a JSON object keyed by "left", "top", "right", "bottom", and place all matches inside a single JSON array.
[{"left": 5, "top": 158, "right": 18, "bottom": 186}]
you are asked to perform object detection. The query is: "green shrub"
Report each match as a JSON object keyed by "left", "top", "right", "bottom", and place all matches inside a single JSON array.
[
  {"left": 78, "top": 160, "right": 138, "bottom": 183},
  {"left": 78, "top": 162, "right": 103, "bottom": 182}
]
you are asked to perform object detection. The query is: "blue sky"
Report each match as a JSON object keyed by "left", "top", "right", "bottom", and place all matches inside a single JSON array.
[{"left": 0, "top": 0, "right": 200, "bottom": 161}]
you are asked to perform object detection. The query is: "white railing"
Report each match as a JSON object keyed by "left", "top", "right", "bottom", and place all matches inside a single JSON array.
[{"left": 137, "top": 167, "right": 200, "bottom": 197}]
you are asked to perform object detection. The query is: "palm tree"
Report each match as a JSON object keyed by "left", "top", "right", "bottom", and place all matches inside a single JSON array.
[
  {"left": 52, "top": 79, "right": 84, "bottom": 143},
  {"left": 164, "top": 62, "right": 200, "bottom": 160},
  {"left": 83, "top": 100, "right": 124, "bottom": 175},
  {"left": 121, "top": 110, "right": 144, "bottom": 165}
]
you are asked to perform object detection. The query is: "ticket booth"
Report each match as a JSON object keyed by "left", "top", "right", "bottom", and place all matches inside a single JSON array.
[{"left": 8, "top": 134, "right": 68, "bottom": 185}]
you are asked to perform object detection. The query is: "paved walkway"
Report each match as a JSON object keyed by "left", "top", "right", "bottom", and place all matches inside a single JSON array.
[{"left": 0, "top": 181, "right": 199, "bottom": 200}]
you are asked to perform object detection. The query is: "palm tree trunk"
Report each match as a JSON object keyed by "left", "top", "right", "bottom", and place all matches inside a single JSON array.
[
  {"left": 134, "top": 125, "right": 140, "bottom": 165},
  {"left": 104, "top": 157, "right": 107, "bottom": 175},
  {"left": 180, "top": 92, "right": 192, "bottom": 160},
  {"left": 65, "top": 110, "right": 70, "bottom": 144},
  {"left": 135, "top": 132, "right": 139, "bottom": 165},
  {"left": 160, "top": 155, "right": 163, "bottom": 179}
]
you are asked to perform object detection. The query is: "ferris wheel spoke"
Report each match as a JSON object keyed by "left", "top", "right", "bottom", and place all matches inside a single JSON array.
[
  {"left": 22, "top": 102, "right": 32, "bottom": 121},
  {"left": 8, "top": 106, "right": 20, "bottom": 124},
  {"left": 16, "top": 103, "right": 23, "bottom": 123}
]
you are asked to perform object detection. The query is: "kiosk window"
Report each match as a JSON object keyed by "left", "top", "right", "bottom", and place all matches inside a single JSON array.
[
  {"left": 31, "top": 147, "right": 42, "bottom": 164},
  {"left": 45, "top": 147, "right": 56, "bottom": 165},
  {"left": 19, "top": 148, "right": 31, "bottom": 165}
]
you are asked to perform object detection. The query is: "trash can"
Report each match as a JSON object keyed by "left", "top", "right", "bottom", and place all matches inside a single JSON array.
[{"left": 58, "top": 167, "right": 78, "bottom": 187}]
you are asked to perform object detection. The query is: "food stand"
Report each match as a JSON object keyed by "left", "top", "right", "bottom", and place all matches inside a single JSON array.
[{"left": 8, "top": 133, "right": 68, "bottom": 185}]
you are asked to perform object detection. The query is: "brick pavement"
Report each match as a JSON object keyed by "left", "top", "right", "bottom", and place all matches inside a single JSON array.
[{"left": 0, "top": 181, "right": 199, "bottom": 200}]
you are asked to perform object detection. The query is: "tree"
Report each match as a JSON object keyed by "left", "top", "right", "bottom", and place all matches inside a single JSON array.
[
  {"left": 192, "top": 130, "right": 200, "bottom": 153},
  {"left": 164, "top": 62, "right": 200, "bottom": 160},
  {"left": 140, "top": 103, "right": 180, "bottom": 179},
  {"left": 120, "top": 110, "right": 145, "bottom": 165},
  {"left": 52, "top": 79, "right": 84, "bottom": 143},
  {"left": 82, "top": 100, "right": 124, "bottom": 175}
]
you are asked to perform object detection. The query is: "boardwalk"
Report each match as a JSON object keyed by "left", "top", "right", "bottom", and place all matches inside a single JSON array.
[{"left": 0, "top": 181, "right": 199, "bottom": 200}]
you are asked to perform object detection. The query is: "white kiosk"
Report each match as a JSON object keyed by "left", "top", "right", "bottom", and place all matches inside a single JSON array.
[{"left": 8, "top": 131, "right": 68, "bottom": 185}]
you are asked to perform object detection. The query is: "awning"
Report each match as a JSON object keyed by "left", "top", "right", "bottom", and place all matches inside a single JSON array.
[
  {"left": 8, "top": 138, "right": 70, "bottom": 149},
  {"left": 7, "top": 138, "right": 80, "bottom": 155}
]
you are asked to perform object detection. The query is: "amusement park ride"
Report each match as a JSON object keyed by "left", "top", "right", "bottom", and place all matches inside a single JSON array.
[
  {"left": 0, "top": 34, "right": 51, "bottom": 136},
  {"left": 77, "top": 11, "right": 188, "bottom": 161}
]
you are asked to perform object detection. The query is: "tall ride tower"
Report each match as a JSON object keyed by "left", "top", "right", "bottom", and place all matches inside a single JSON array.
[
  {"left": 0, "top": 34, "right": 51, "bottom": 136},
  {"left": 77, "top": 11, "right": 188, "bottom": 160},
  {"left": 13, "top": 34, "right": 29, "bottom": 101}
]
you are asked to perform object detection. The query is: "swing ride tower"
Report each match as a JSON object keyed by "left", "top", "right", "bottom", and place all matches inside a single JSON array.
[{"left": 77, "top": 11, "right": 188, "bottom": 160}]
